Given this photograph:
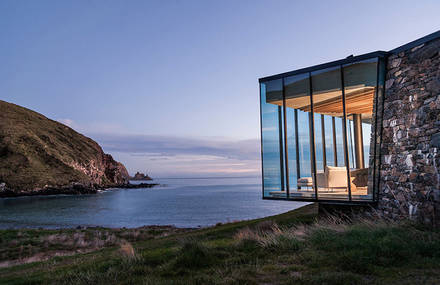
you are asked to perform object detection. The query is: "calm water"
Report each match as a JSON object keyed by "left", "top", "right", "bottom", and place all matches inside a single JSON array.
[{"left": 0, "top": 177, "right": 307, "bottom": 229}]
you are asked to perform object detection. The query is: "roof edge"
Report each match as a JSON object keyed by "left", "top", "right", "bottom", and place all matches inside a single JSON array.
[
  {"left": 259, "top": 51, "right": 388, "bottom": 83},
  {"left": 259, "top": 30, "right": 440, "bottom": 84},
  {"left": 389, "top": 30, "right": 440, "bottom": 54}
]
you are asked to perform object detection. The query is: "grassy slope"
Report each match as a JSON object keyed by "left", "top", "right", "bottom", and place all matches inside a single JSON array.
[
  {"left": 1, "top": 203, "right": 440, "bottom": 284},
  {"left": 0, "top": 100, "right": 113, "bottom": 190}
]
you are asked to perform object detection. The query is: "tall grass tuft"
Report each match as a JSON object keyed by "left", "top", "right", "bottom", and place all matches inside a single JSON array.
[
  {"left": 235, "top": 222, "right": 301, "bottom": 252},
  {"left": 119, "top": 242, "right": 136, "bottom": 259}
]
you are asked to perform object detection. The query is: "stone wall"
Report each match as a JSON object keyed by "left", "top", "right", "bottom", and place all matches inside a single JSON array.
[{"left": 378, "top": 38, "right": 440, "bottom": 225}]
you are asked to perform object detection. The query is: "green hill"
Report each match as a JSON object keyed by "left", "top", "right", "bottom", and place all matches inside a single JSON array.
[{"left": 0, "top": 100, "right": 129, "bottom": 196}]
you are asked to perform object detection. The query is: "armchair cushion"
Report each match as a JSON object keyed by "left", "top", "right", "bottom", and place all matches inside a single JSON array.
[{"left": 326, "top": 166, "right": 348, "bottom": 188}]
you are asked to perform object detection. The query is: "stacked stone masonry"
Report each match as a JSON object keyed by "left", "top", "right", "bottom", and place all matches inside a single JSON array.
[{"left": 378, "top": 38, "right": 440, "bottom": 225}]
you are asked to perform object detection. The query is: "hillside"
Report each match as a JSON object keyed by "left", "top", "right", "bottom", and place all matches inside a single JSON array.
[{"left": 0, "top": 100, "right": 129, "bottom": 196}]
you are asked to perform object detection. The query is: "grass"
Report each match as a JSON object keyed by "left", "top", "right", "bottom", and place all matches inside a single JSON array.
[
  {"left": 0, "top": 226, "right": 189, "bottom": 267},
  {"left": 1, "top": 203, "right": 440, "bottom": 284}
]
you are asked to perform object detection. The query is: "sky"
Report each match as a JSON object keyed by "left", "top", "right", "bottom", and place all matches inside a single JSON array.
[{"left": 1, "top": 0, "right": 439, "bottom": 177}]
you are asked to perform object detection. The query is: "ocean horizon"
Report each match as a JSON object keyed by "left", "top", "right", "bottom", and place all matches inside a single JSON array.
[{"left": 0, "top": 176, "right": 307, "bottom": 229}]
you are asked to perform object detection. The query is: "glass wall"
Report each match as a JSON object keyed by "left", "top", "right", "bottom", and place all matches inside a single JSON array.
[
  {"left": 311, "top": 66, "right": 349, "bottom": 200},
  {"left": 260, "top": 55, "right": 384, "bottom": 202},
  {"left": 260, "top": 80, "right": 284, "bottom": 198},
  {"left": 343, "top": 58, "right": 378, "bottom": 201},
  {"left": 346, "top": 115, "right": 355, "bottom": 169},
  {"left": 284, "top": 73, "right": 314, "bottom": 198},
  {"left": 323, "top": 115, "right": 334, "bottom": 167},
  {"left": 334, "top": 117, "right": 345, "bottom": 167},
  {"left": 314, "top": 113, "right": 324, "bottom": 173}
]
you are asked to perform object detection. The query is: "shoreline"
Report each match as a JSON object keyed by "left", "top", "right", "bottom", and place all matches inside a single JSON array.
[{"left": 0, "top": 182, "right": 159, "bottom": 198}]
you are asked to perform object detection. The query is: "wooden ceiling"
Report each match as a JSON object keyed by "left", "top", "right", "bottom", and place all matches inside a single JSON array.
[
  {"left": 268, "top": 86, "right": 375, "bottom": 117},
  {"left": 303, "top": 87, "right": 375, "bottom": 114}
]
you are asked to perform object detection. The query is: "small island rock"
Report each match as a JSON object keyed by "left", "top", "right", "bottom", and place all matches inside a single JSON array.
[{"left": 131, "top": 172, "right": 153, "bottom": 181}]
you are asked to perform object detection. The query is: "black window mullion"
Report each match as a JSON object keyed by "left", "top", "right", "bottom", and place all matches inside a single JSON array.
[
  {"left": 332, "top": 116, "right": 338, "bottom": 166},
  {"left": 259, "top": 83, "right": 264, "bottom": 199},
  {"left": 282, "top": 78, "right": 289, "bottom": 197},
  {"left": 308, "top": 72, "right": 318, "bottom": 200},
  {"left": 278, "top": 106, "right": 285, "bottom": 192},
  {"left": 371, "top": 59, "right": 380, "bottom": 202},
  {"left": 321, "top": 115, "right": 327, "bottom": 169},
  {"left": 340, "top": 65, "right": 352, "bottom": 201},
  {"left": 294, "top": 109, "right": 300, "bottom": 187}
]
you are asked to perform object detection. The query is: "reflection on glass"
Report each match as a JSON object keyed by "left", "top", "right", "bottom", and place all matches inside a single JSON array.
[
  {"left": 347, "top": 115, "right": 355, "bottom": 169},
  {"left": 335, "top": 117, "right": 345, "bottom": 166},
  {"left": 260, "top": 56, "right": 381, "bottom": 202},
  {"left": 314, "top": 113, "right": 323, "bottom": 172},
  {"left": 312, "top": 66, "right": 348, "bottom": 200},
  {"left": 298, "top": 111, "right": 312, "bottom": 179},
  {"left": 323, "top": 115, "right": 334, "bottom": 167},
  {"left": 261, "top": 80, "right": 283, "bottom": 198},
  {"left": 363, "top": 121, "right": 371, "bottom": 165},
  {"left": 343, "top": 59, "right": 378, "bottom": 201},
  {"left": 285, "top": 107, "right": 296, "bottom": 193},
  {"left": 284, "top": 73, "right": 315, "bottom": 198}
]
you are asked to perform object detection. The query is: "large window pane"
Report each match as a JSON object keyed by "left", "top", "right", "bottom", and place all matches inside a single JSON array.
[
  {"left": 347, "top": 115, "right": 356, "bottom": 169},
  {"left": 260, "top": 80, "right": 284, "bottom": 198},
  {"left": 284, "top": 73, "right": 315, "bottom": 198},
  {"left": 334, "top": 117, "right": 345, "bottom": 166},
  {"left": 312, "top": 66, "right": 348, "bottom": 200},
  {"left": 285, "top": 107, "right": 296, "bottom": 194},
  {"left": 323, "top": 115, "right": 335, "bottom": 167},
  {"left": 363, "top": 122, "right": 371, "bottom": 166},
  {"left": 343, "top": 58, "right": 378, "bottom": 201},
  {"left": 314, "top": 113, "right": 324, "bottom": 172}
]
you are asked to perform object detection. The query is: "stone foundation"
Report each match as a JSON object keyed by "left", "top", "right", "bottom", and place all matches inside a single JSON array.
[{"left": 378, "top": 38, "right": 440, "bottom": 225}]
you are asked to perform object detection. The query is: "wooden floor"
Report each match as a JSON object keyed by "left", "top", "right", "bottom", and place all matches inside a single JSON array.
[{"left": 269, "top": 186, "right": 371, "bottom": 201}]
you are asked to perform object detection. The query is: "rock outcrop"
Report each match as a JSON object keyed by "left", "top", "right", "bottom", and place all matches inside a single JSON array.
[
  {"left": 131, "top": 172, "right": 152, "bottom": 181},
  {"left": 0, "top": 100, "right": 130, "bottom": 196}
]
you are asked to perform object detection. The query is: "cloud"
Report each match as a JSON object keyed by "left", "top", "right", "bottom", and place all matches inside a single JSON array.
[
  {"left": 57, "top": 118, "right": 78, "bottom": 129},
  {"left": 56, "top": 118, "right": 126, "bottom": 135},
  {"left": 92, "top": 134, "right": 261, "bottom": 177},
  {"left": 91, "top": 133, "right": 260, "bottom": 161},
  {"left": 55, "top": 119, "right": 261, "bottom": 177}
]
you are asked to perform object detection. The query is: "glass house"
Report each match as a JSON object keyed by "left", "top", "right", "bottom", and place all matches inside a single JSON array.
[{"left": 259, "top": 52, "right": 387, "bottom": 203}]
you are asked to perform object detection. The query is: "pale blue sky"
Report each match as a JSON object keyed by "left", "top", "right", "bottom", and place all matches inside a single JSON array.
[{"left": 1, "top": 0, "right": 439, "bottom": 177}]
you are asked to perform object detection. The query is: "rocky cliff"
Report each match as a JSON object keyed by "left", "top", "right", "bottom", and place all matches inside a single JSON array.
[{"left": 0, "top": 100, "right": 130, "bottom": 196}]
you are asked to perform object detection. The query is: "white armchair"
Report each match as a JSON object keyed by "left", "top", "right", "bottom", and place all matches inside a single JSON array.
[{"left": 299, "top": 166, "right": 354, "bottom": 191}]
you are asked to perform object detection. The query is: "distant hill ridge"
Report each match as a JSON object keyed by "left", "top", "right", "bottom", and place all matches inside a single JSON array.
[{"left": 0, "top": 100, "right": 130, "bottom": 196}]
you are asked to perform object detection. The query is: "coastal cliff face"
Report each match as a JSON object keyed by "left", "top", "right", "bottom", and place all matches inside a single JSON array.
[{"left": 0, "top": 100, "right": 129, "bottom": 196}]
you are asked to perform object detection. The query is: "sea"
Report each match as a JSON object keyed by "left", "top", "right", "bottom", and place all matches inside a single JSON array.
[{"left": 0, "top": 177, "right": 307, "bottom": 229}]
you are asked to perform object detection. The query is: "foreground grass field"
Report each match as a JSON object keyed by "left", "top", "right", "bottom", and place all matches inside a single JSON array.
[{"left": 1, "top": 203, "right": 440, "bottom": 284}]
